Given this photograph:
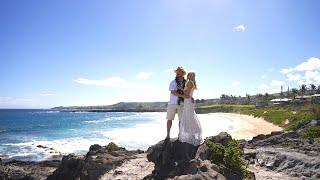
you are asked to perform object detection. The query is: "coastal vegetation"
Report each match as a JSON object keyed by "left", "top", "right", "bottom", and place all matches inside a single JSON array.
[
  {"left": 106, "top": 142, "right": 120, "bottom": 152},
  {"left": 205, "top": 138, "right": 252, "bottom": 179},
  {"left": 197, "top": 103, "right": 320, "bottom": 140}
]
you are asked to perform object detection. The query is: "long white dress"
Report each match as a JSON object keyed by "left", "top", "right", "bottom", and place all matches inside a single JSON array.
[{"left": 178, "top": 81, "right": 203, "bottom": 146}]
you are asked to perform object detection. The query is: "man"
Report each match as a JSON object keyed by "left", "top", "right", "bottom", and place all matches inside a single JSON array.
[{"left": 166, "top": 67, "right": 187, "bottom": 139}]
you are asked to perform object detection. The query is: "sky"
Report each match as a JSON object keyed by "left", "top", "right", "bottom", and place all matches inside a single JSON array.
[{"left": 0, "top": 0, "right": 320, "bottom": 108}]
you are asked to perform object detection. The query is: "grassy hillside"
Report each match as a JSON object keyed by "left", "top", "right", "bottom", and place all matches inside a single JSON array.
[{"left": 197, "top": 104, "right": 320, "bottom": 131}]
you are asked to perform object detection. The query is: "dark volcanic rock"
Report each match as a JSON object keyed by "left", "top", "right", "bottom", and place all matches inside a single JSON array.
[
  {"left": 244, "top": 127, "right": 320, "bottom": 180},
  {"left": 145, "top": 134, "right": 231, "bottom": 180},
  {"left": 205, "top": 132, "right": 232, "bottom": 145},
  {"left": 47, "top": 144, "right": 140, "bottom": 180},
  {"left": 47, "top": 154, "right": 84, "bottom": 180},
  {"left": 0, "top": 160, "right": 60, "bottom": 180}
]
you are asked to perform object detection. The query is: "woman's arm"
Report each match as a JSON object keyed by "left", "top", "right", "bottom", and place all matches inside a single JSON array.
[{"left": 183, "top": 81, "right": 194, "bottom": 98}]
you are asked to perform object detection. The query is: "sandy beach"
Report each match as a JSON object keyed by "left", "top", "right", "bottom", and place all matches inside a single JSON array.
[{"left": 213, "top": 113, "right": 283, "bottom": 139}]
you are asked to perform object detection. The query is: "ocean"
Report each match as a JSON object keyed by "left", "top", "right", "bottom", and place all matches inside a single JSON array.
[{"left": 0, "top": 109, "right": 235, "bottom": 162}]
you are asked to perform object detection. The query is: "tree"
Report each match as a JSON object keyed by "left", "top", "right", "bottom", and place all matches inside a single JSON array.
[
  {"left": 317, "top": 85, "right": 320, "bottom": 94},
  {"left": 310, "top": 84, "right": 316, "bottom": 94},
  {"left": 246, "top": 93, "right": 251, "bottom": 104},
  {"left": 291, "top": 88, "right": 299, "bottom": 98},
  {"left": 300, "top": 84, "right": 307, "bottom": 95},
  {"left": 220, "top": 94, "right": 226, "bottom": 99}
]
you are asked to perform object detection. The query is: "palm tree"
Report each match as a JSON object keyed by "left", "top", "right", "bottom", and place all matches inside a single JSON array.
[
  {"left": 300, "top": 84, "right": 307, "bottom": 95},
  {"left": 246, "top": 93, "right": 251, "bottom": 104},
  {"left": 310, "top": 84, "right": 316, "bottom": 94},
  {"left": 291, "top": 88, "right": 299, "bottom": 98}
]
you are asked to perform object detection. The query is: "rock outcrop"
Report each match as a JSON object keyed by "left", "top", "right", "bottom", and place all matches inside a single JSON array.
[
  {"left": 244, "top": 120, "right": 320, "bottom": 180},
  {"left": 47, "top": 144, "right": 143, "bottom": 180},
  {"left": 144, "top": 132, "right": 250, "bottom": 180},
  {"left": 0, "top": 160, "right": 60, "bottom": 180}
]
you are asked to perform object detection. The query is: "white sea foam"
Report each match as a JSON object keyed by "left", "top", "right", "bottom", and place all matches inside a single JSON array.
[
  {"left": 1, "top": 112, "right": 238, "bottom": 161},
  {"left": 100, "top": 113, "right": 235, "bottom": 150}
]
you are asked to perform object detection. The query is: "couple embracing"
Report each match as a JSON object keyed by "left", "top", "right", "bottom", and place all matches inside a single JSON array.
[{"left": 166, "top": 67, "right": 203, "bottom": 146}]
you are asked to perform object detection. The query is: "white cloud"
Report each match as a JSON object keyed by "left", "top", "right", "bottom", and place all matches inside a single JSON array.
[
  {"left": 136, "top": 72, "right": 154, "bottom": 80},
  {"left": 74, "top": 77, "right": 125, "bottom": 87},
  {"left": 280, "top": 57, "right": 320, "bottom": 85},
  {"left": 258, "top": 80, "right": 285, "bottom": 93},
  {"left": 258, "top": 84, "right": 269, "bottom": 91},
  {"left": 286, "top": 73, "right": 302, "bottom": 81},
  {"left": 270, "top": 80, "right": 284, "bottom": 87},
  {"left": 234, "top": 24, "right": 246, "bottom": 32},
  {"left": 294, "top": 57, "right": 320, "bottom": 71},
  {"left": 280, "top": 68, "right": 293, "bottom": 74},
  {"left": 0, "top": 96, "right": 37, "bottom": 108}
]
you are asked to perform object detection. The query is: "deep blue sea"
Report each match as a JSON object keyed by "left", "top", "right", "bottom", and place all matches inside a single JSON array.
[
  {"left": 0, "top": 109, "right": 235, "bottom": 162},
  {"left": 0, "top": 109, "right": 170, "bottom": 162}
]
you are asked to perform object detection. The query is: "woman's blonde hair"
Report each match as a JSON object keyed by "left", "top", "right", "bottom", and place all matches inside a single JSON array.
[{"left": 187, "top": 72, "right": 197, "bottom": 89}]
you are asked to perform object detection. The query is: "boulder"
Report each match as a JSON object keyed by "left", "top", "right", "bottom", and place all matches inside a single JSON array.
[
  {"left": 145, "top": 137, "right": 228, "bottom": 180},
  {"left": 47, "top": 143, "right": 140, "bottom": 180},
  {"left": 47, "top": 154, "right": 84, "bottom": 180},
  {"left": 205, "top": 132, "right": 232, "bottom": 145}
]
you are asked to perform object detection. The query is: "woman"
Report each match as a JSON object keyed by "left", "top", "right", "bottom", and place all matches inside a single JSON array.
[{"left": 178, "top": 72, "right": 203, "bottom": 146}]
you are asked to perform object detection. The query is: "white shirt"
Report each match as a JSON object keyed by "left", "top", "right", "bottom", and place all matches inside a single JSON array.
[{"left": 168, "top": 80, "right": 180, "bottom": 105}]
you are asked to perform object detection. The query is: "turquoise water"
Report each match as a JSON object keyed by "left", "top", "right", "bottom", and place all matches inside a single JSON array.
[
  {"left": 0, "top": 109, "right": 164, "bottom": 161},
  {"left": 0, "top": 109, "right": 236, "bottom": 162}
]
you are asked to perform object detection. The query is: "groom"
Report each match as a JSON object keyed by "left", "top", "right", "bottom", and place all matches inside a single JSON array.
[{"left": 166, "top": 67, "right": 187, "bottom": 139}]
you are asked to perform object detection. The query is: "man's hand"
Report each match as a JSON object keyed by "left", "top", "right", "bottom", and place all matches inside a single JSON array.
[{"left": 171, "top": 90, "right": 180, "bottom": 96}]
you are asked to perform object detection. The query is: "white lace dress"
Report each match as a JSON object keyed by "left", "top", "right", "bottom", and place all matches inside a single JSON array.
[{"left": 178, "top": 81, "right": 203, "bottom": 146}]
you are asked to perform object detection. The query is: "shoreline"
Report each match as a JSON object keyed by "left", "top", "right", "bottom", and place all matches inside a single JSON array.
[
  {"left": 214, "top": 113, "right": 283, "bottom": 140},
  {"left": 0, "top": 112, "right": 283, "bottom": 163}
]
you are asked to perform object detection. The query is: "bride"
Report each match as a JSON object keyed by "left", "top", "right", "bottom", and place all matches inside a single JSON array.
[{"left": 177, "top": 72, "right": 203, "bottom": 146}]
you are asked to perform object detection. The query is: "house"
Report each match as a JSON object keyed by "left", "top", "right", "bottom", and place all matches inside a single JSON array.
[
  {"left": 293, "top": 95, "right": 312, "bottom": 104},
  {"left": 270, "top": 98, "right": 292, "bottom": 105},
  {"left": 312, "top": 94, "right": 320, "bottom": 104}
]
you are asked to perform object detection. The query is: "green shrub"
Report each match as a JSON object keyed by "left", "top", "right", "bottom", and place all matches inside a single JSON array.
[
  {"left": 205, "top": 139, "right": 249, "bottom": 178},
  {"left": 106, "top": 142, "right": 120, "bottom": 152},
  {"left": 302, "top": 126, "right": 320, "bottom": 138}
]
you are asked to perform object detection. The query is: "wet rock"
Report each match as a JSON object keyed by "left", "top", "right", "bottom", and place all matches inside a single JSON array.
[{"left": 36, "top": 145, "right": 48, "bottom": 149}]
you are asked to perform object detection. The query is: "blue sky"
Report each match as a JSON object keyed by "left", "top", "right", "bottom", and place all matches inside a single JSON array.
[{"left": 1, "top": 0, "right": 320, "bottom": 108}]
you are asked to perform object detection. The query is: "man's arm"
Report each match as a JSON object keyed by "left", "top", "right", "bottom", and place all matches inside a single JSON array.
[{"left": 171, "top": 90, "right": 180, "bottom": 96}]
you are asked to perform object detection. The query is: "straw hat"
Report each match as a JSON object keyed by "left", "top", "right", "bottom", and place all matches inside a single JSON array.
[{"left": 174, "top": 67, "right": 186, "bottom": 75}]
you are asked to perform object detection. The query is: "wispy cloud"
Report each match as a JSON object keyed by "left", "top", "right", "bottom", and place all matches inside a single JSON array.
[
  {"left": 136, "top": 72, "right": 154, "bottom": 80},
  {"left": 258, "top": 80, "right": 284, "bottom": 93},
  {"left": 74, "top": 76, "right": 150, "bottom": 89},
  {"left": 270, "top": 80, "right": 284, "bottom": 87},
  {"left": 74, "top": 77, "right": 125, "bottom": 87},
  {"left": 234, "top": 24, "right": 246, "bottom": 32},
  {"left": 280, "top": 57, "right": 320, "bottom": 85},
  {"left": 0, "top": 96, "right": 37, "bottom": 108}
]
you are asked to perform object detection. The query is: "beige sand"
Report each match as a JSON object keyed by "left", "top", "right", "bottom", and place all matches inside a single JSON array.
[{"left": 214, "top": 113, "right": 283, "bottom": 140}]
